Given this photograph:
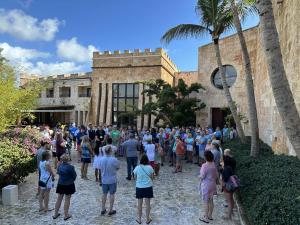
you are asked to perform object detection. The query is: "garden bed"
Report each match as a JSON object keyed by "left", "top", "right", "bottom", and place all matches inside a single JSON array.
[
  {"left": 223, "top": 139, "right": 300, "bottom": 225},
  {"left": 0, "top": 127, "right": 47, "bottom": 188}
]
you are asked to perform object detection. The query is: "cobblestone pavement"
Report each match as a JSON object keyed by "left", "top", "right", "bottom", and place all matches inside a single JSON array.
[{"left": 0, "top": 153, "right": 240, "bottom": 225}]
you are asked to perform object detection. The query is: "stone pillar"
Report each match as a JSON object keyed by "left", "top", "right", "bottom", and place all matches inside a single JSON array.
[
  {"left": 151, "top": 96, "right": 156, "bottom": 128},
  {"left": 70, "top": 110, "right": 75, "bottom": 123},
  {"left": 106, "top": 83, "right": 113, "bottom": 125},
  {"left": 143, "top": 94, "right": 149, "bottom": 129},
  {"left": 137, "top": 83, "right": 143, "bottom": 129},
  {"left": 99, "top": 83, "right": 107, "bottom": 125}
]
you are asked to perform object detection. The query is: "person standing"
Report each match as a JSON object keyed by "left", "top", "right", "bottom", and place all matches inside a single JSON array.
[
  {"left": 53, "top": 154, "right": 77, "bottom": 221},
  {"left": 174, "top": 136, "right": 185, "bottom": 173},
  {"left": 133, "top": 154, "right": 154, "bottom": 224},
  {"left": 122, "top": 133, "right": 139, "bottom": 180},
  {"left": 99, "top": 146, "right": 120, "bottom": 216},
  {"left": 76, "top": 125, "right": 87, "bottom": 162},
  {"left": 222, "top": 149, "right": 237, "bottom": 220},
  {"left": 39, "top": 151, "right": 55, "bottom": 213},
  {"left": 80, "top": 135, "right": 93, "bottom": 179},
  {"left": 199, "top": 151, "right": 218, "bottom": 223},
  {"left": 185, "top": 132, "right": 194, "bottom": 163},
  {"left": 36, "top": 140, "right": 47, "bottom": 196},
  {"left": 110, "top": 125, "right": 121, "bottom": 153},
  {"left": 144, "top": 140, "right": 156, "bottom": 169}
]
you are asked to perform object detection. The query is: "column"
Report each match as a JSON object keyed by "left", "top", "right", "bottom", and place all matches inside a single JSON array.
[
  {"left": 99, "top": 83, "right": 107, "bottom": 125},
  {"left": 106, "top": 83, "right": 113, "bottom": 125},
  {"left": 143, "top": 93, "right": 149, "bottom": 129},
  {"left": 137, "top": 83, "right": 143, "bottom": 129}
]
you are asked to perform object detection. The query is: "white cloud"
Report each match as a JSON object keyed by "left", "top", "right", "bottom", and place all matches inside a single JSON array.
[
  {"left": 0, "top": 8, "right": 60, "bottom": 41},
  {"left": 57, "top": 37, "right": 98, "bottom": 63},
  {"left": 0, "top": 42, "right": 84, "bottom": 76},
  {"left": 0, "top": 42, "right": 49, "bottom": 63},
  {"left": 25, "top": 61, "right": 84, "bottom": 75}
]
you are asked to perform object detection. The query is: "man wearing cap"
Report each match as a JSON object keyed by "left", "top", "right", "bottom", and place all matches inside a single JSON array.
[{"left": 122, "top": 133, "right": 139, "bottom": 180}]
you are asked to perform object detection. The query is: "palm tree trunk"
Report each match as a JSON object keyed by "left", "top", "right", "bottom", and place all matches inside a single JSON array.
[
  {"left": 256, "top": 0, "right": 300, "bottom": 159},
  {"left": 230, "top": 0, "right": 260, "bottom": 157},
  {"left": 213, "top": 38, "right": 246, "bottom": 143}
]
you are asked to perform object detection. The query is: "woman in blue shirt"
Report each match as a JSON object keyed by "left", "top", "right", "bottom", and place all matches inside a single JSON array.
[
  {"left": 133, "top": 154, "right": 154, "bottom": 224},
  {"left": 53, "top": 154, "right": 77, "bottom": 221}
]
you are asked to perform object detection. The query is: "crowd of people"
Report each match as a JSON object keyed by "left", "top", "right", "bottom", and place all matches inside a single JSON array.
[{"left": 35, "top": 122, "right": 239, "bottom": 223}]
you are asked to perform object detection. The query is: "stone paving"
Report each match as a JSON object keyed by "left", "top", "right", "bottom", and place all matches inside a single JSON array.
[{"left": 0, "top": 153, "right": 240, "bottom": 225}]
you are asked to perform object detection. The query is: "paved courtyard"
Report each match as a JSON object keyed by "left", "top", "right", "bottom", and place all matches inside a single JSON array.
[{"left": 0, "top": 153, "right": 240, "bottom": 225}]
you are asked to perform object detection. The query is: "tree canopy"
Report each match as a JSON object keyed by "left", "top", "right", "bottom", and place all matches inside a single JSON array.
[
  {"left": 141, "top": 79, "right": 205, "bottom": 127},
  {"left": 0, "top": 51, "right": 43, "bottom": 131}
]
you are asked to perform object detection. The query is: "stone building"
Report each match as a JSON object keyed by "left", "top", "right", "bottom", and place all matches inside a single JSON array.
[
  {"left": 22, "top": 73, "right": 92, "bottom": 126},
  {"left": 25, "top": 0, "right": 299, "bottom": 156},
  {"left": 177, "top": 0, "right": 299, "bottom": 156},
  {"left": 89, "top": 48, "right": 178, "bottom": 129}
]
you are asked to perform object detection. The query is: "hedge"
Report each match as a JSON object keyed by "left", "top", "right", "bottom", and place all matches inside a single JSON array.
[
  {"left": 0, "top": 139, "right": 36, "bottom": 188},
  {"left": 223, "top": 139, "right": 300, "bottom": 225}
]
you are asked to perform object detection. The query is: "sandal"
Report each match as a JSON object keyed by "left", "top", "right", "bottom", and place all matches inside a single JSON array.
[
  {"left": 64, "top": 215, "right": 72, "bottom": 221},
  {"left": 53, "top": 213, "right": 61, "bottom": 219},
  {"left": 146, "top": 218, "right": 152, "bottom": 224},
  {"left": 136, "top": 219, "right": 142, "bottom": 224},
  {"left": 199, "top": 217, "right": 209, "bottom": 223}
]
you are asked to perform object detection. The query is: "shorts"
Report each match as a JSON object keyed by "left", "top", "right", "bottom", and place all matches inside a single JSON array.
[
  {"left": 199, "top": 149, "right": 205, "bottom": 159},
  {"left": 176, "top": 155, "right": 185, "bottom": 161},
  {"left": 81, "top": 158, "right": 91, "bottom": 163},
  {"left": 56, "top": 183, "right": 76, "bottom": 195},
  {"left": 136, "top": 187, "right": 153, "bottom": 199},
  {"left": 102, "top": 183, "right": 117, "bottom": 194}
]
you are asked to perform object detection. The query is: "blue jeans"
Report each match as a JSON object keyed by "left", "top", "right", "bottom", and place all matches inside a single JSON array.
[{"left": 126, "top": 157, "right": 137, "bottom": 179}]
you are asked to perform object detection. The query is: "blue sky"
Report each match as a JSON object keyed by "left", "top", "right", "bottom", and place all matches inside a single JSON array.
[{"left": 0, "top": 0, "right": 259, "bottom": 75}]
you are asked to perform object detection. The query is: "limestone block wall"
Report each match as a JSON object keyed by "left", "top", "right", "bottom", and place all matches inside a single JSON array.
[
  {"left": 90, "top": 48, "right": 178, "bottom": 128},
  {"left": 196, "top": 0, "right": 300, "bottom": 156},
  {"left": 197, "top": 28, "right": 259, "bottom": 134}
]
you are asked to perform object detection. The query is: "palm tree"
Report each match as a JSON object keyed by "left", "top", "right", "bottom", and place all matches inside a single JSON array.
[
  {"left": 256, "top": 0, "right": 300, "bottom": 159},
  {"left": 161, "top": 0, "right": 246, "bottom": 143},
  {"left": 229, "top": 0, "right": 259, "bottom": 157}
]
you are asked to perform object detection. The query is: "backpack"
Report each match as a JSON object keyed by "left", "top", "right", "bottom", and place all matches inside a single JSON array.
[{"left": 225, "top": 175, "right": 241, "bottom": 192}]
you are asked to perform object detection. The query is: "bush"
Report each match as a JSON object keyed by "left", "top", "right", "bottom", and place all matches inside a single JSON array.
[
  {"left": 224, "top": 139, "right": 300, "bottom": 225},
  {"left": 0, "top": 127, "right": 48, "bottom": 188},
  {"left": 0, "top": 139, "right": 36, "bottom": 188}
]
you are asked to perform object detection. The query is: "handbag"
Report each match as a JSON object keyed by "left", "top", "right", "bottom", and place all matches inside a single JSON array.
[
  {"left": 224, "top": 175, "right": 240, "bottom": 192},
  {"left": 39, "top": 175, "right": 51, "bottom": 188}
]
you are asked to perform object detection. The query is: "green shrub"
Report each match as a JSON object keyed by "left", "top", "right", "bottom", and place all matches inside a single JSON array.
[
  {"left": 224, "top": 139, "right": 300, "bottom": 225},
  {"left": 0, "top": 139, "right": 36, "bottom": 188}
]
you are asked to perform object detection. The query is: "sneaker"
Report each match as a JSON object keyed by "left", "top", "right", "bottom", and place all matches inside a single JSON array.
[
  {"left": 108, "top": 210, "right": 116, "bottom": 216},
  {"left": 101, "top": 209, "right": 106, "bottom": 215},
  {"left": 126, "top": 177, "right": 131, "bottom": 181}
]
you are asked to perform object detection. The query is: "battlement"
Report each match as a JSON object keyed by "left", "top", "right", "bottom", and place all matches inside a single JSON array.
[
  {"left": 93, "top": 48, "right": 178, "bottom": 71},
  {"left": 20, "top": 72, "right": 92, "bottom": 83}
]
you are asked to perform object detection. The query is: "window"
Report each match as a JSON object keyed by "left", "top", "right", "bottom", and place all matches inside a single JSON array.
[
  {"left": 59, "top": 87, "right": 71, "bottom": 97},
  {"left": 78, "top": 86, "right": 91, "bottom": 97},
  {"left": 112, "top": 83, "right": 139, "bottom": 126},
  {"left": 211, "top": 65, "right": 237, "bottom": 89},
  {"left": 46, "top": 88, "right": 54, "bottom": 98}
]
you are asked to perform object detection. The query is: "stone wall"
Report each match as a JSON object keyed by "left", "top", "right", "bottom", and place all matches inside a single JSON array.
[
  {"left": 196, "top": 0, "right": 300, "bottom": 156},
  {"left": 90, "top": 48, "right": 178, "bottom": 128},
  {"left": 37, "top": 73, "right": 92, "bottom": 125}
]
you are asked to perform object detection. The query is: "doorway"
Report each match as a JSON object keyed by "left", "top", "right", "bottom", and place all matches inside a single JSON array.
[{"left": 211, "top": 108, "right": 231, "bottom": 130}]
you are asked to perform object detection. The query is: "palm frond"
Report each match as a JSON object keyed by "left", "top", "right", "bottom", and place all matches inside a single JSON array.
[{"left": 161, "top": 24, "right": 208, "bottom": 44}]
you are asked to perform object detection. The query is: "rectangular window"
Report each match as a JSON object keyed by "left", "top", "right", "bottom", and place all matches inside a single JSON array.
[
  {"left": 59, "top": 87, "right": 71, "bottom": 97},
  {"left": 78, "top": 86, "right": 91, "bottom": 97},
  {"left": 112, "top": 83, "right": 139, "bottom": 127},
  {"left": 46, "top": 88, "right": 54, "bottom": 98}
]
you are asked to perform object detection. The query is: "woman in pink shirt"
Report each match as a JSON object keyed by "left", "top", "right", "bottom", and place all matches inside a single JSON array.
[{"left": 199, "top": 151, "right": 217, "bottom": 223}]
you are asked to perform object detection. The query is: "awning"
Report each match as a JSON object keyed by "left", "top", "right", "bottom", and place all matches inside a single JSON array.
[{"left": 22, "top": 105, "right": 75, "bottom": 113}]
